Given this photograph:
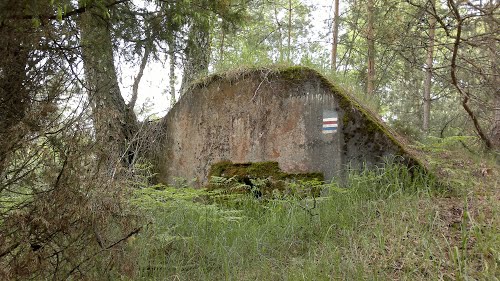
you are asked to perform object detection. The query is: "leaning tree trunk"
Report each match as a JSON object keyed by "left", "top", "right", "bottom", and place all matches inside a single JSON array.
[{"left": 79, "top": 6, "right": 138, "bottom": 170}]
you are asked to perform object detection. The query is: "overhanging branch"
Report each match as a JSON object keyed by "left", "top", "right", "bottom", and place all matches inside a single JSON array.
[
  {"left": 448, "top": 0, "right": 493, "bottom": 149},
  {"left": 1, "top": 0, "right": 131, "bottom": 23}
]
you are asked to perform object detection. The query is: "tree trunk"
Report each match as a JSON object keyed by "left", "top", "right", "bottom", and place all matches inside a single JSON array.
[
  {"left": 423, "top": 0, "right": 436, "bottom": 133},
  {"left": 287, "top": 0, "right": 292, "bottom": 63},
  {"left": 483, "top": 0, "right": 499, "bottom": 149},
  {"left": 331, "top": 0, "right": 340, "bottom": 71},
  {"left": 0, "top": 1, "right": 31, "bottom": 175},
  {"left": 273, "top": 5, "right": 284, "bottom": 62},
  {"left": 366, "top": 0, "right": 375, "bottom": 95},
  {"left": 180, "top": 20, "right": 210, "bottom": 95},
  {"left": 79, "top": 6, "right": 138, "bottom": 169},
  {"left": 220, "top": 27, "right": 225, "bottom": 63},
  {"left": 488, "top": 29, "right": 500, "bottom": 148},
  {"left": 493, "top": 91, "right": 500, "bottom": 149},
  {"left": 169, "top": 38, "right": 177, "bottom": 107},
  {"left": 130, "top": 45, "right": 150, "bottom": 111}
]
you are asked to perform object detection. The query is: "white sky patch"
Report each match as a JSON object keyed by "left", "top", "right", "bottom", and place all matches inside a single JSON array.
[
  {"left": 120, "top": 0, "right": 340, "bottom": 120},
  {"left": 119, "top": 55, "right": 173, "bottom": 120}
]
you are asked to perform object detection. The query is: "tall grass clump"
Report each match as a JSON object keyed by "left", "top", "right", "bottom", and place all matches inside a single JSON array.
[
  {"left": 127, "top": 161, "right": 494, "bottom": 280},
  {"left": 347, "top": 157, "right": 439, "bottom": 199}
]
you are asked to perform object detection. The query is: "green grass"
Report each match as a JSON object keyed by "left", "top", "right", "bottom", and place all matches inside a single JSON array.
[{"left": 124, "top": 158, "right": 498, "bottom": 280}]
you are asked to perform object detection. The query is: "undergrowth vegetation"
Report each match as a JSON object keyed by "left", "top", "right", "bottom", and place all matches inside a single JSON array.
[{"left": 125, "top": 155, "right": 498, "bottom": 280}]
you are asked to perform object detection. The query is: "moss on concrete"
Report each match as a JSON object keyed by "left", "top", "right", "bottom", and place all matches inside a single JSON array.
[
  {"left": 278, "top": 67, "right": 426, "bottom": 171},
  {"left": 207, "top": 161, "right": 324, "bottom": 197},
  {"left": 274, "top": 67, "right": 403, "bottom": 153},
  {"left": 209, "top": 161, "right": 323, "bottom": 182}
]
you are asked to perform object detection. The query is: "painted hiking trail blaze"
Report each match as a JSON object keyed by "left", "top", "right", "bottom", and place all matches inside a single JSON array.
[
  {"left": 154, "top": 67, "right": 421, "bottom": 186},
  {"left": 322, "top": 110, "right": 338, "bottom": 134}
]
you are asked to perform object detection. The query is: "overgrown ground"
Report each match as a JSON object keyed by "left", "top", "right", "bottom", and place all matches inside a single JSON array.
[{"left": 125, "top": 139, "right": 498, "bottom": 280}]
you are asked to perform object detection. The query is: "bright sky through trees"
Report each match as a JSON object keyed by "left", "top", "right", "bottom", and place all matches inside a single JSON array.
[{"left": 120, "top": 0, "right": 339, "bottom": 119}]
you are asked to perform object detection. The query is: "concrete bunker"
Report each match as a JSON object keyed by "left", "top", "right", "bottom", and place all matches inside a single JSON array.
[{"left": 155, "top": 67, "right": 420, "bottom": 186}]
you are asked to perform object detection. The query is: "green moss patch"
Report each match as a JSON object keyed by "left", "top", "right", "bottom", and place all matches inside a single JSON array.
[{"left": 207, "top": 161, "right": 324, "bottom": 198}]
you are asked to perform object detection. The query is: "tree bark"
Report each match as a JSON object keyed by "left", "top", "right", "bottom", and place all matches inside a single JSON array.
[
  {"left": 489, "top": 54, "right": 500, "bottom": 148},
  {"left": 168, "top": 38, "right": 176, "bottom": 107},
  {"left": 0, "top": 1, "right": 31, "bottom": 175},
  {"left": 331, "top": 0, "right": 340, "bottom": 71},
  {"left": 79, "top": 5, "right": 138, "bottom": 169},
  {"left": 493, "top": 91, "right": 500, "bottom": 148},
  {"left": 366, "top": 0, "right": 375, "bottom": 95},
  {"left": 485, "top": 0, "right": 500, "bottom": 149},
  {"left": 423, "top": 0, "right": 436, "bottom": 133}
]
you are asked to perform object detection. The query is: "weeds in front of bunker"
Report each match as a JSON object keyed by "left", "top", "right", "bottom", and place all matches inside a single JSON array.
[{"left": 125, "top": 161, "right": 498, "bottom": 280}]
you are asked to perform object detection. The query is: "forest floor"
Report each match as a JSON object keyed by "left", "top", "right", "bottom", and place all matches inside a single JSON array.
[
  {"left": 125, "top": 140, "right": 499, "bottom": 280},
  {"left": 415, "top": 143, "right": 499, "bottom": 280}
]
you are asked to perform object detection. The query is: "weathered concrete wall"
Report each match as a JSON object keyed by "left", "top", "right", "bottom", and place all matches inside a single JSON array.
[{"left": 156, "top": 67, "right": 416, "bottom": 185}]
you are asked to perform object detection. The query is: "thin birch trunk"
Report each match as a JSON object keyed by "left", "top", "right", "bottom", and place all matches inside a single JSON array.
[
  {"left": 288, "top": 0, "right": 292, "bottom": 63},
  {"left": 331, "top": 0, "right": 340, "bottom": 71}
]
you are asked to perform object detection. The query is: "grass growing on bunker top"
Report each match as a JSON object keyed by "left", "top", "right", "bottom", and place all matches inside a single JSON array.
[{"left": 125, "top": 151, "right": 499, "bottom": 281}]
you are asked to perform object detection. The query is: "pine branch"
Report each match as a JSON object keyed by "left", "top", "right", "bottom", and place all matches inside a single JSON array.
[{"left": 2, "top": 0, "right": 131, "bottom": 23}]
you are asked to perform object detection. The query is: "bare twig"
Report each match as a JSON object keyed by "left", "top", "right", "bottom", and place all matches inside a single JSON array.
[
  {"left": 66, "top": 226, "right": 143, "bottom": 279},
  {"left": 252, "top": 69, "right": 272, "bottom": 102}
]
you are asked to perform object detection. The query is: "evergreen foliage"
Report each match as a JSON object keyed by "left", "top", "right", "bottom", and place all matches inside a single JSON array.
[{"left": 0, "top": 0, "right": 498, "bottom": 279}]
